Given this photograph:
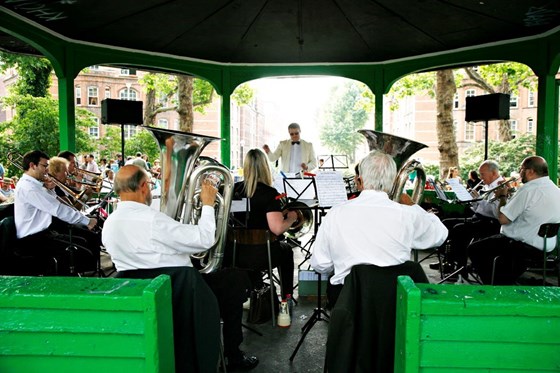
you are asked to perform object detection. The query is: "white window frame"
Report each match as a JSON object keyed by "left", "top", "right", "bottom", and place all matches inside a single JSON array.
[
  {"left": 510, "top": 119, "right": 518, "bottom": 134},
  {"left": 510, "top": 95, "right": 518, "bottom": 108},
  {"left": 119, "top": 88, "right": 138, "bottom": 101},
  {"left": 453, "top": 93, "right": 459, "bottom": 109},
  {"left": 88, "top": 86, "right": 99, "bottom": 106},
  {"left": 75, "top": 85, "right": 82, "bottom": 105},
  {"left": 527, "top": 90, "right": 535, "bottom": 107},
  {"left": 465, "top": 122, "right": 475, "bottom": 141},
  {"left": 89, "top": 117, "right": 99, "bottom": 138},
  {"left": 104, "top": 87, "right": 111, "bottom": 99},
  {"left": 157, "top": 118, "right": 168, "bottom": 128},
  {"left": 527, "top": 118, "right": 534, "bottom": 133},
  {"left": 124, "top": 125, "right": 137, "bottom": 139},
  {"left": 120, "top": 68, "right": 130, "bottom": 76}
]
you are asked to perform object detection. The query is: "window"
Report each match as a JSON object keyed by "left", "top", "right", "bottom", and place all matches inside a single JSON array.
[
  {"left": 527, "top": 118, "right": 534, "bottom": 133},
  {"left": 90, "top": 65, "right": 100, "bottom": 70},
  {"left": 89, "top": 117, "right": 99, "bottom": 138},
  {"left": 120, "top": 68, "right": 130, "bottom": 75},
  {"left": 88, "top": 86, "right": 99, "bottom": 106},
  {"left": 528, "top": 90, "right": 535, "bottom": 107},
  {"left": 124, "top": 125, "right": 137, "bottom": 139},
  {"left": 158, "top": 93, "right": 167, "bottom": 106},
  {"left": 104, "top": 87, "right": 111, "bottom": 99},
  {"left": 465, "top": 122, "right": 475, "bottom": 141},
  {"left": 453, "top": 94, "right": 459, "bottom": 109},
  {"left": 465, "top": 89, "right": 476, "bottom": 97},
  {"left": 119, "top": 88, "right": 138, "bottom": 100},
  {"left": 510, "top": 119, "right": 518, "bottom": 134},
  {"left": 75, "top": 85, "right": 81, "bottom": 105},
  {"left": 510, "top": 95, "right": 518, "bottom": 108},
  {"left": 453, "top": 120, "right": 458, "bottom": 135},
  {"left": 158, "top": 119, "right": 168, "bottom": 128}
]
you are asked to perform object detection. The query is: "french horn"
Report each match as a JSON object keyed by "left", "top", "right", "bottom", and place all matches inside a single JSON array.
[
  {"left": 144, "top": 127, "right": 233, "bottom": 273},
  {"left": 358, "top": 130, "right": 427, "bottom": 204}
]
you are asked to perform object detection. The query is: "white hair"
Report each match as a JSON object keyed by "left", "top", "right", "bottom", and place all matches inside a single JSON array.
[{"left": 358, "top": 151, "right": 397, "bottom": 193}]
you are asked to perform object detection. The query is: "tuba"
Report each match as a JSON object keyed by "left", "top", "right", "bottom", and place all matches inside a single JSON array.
[
  {"left": 144, "top": 126, "right": 234, "bottom": 273},
  {"left": 358, "top": 130, "right": 427, "bottom": 204}
]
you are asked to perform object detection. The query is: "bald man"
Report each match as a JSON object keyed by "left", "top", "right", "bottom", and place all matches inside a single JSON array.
[
  {"left": 102, "top": 165, "right": 258, "bottom": 371},
  {"left": 468, "top": 156, "right": 560, "bottom": 284}
]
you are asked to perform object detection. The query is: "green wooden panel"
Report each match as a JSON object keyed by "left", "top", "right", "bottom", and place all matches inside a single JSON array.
[
  {"left": 0, "top": 275, "right": 175, "bottom": 373},
  {"left": 0, "top": 356, "right": 146, "bottom": 373},
  {"left": 395, "top": 278, "right": 560, "bottom": 373}
]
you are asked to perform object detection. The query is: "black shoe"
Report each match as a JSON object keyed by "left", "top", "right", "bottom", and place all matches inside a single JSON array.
[
  {"left": 429, "top": 262, "right": 440, "bottom": 270},
  {"left": 226, "top": 354, "right": 259, "bottom": 372}
]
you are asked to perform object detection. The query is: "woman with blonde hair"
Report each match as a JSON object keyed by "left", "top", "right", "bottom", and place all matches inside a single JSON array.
[{"left": 227, "top": 148, "right": 298, "bottom": 299}]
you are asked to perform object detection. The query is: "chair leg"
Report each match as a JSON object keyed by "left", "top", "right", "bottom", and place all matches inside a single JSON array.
[
  {"left": 491, "top": 256, "right": 500, "bottom": 285},
  {"left": 266, "top": 236, "right": 276, "bottom": 327}
]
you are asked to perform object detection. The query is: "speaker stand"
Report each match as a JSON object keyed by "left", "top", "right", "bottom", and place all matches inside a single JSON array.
[{"left": 484, "top": 120, "right": 489, "bottom": 160}]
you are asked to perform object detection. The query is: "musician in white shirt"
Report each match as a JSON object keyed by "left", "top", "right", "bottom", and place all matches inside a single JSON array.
[
  {"left": 311, "top": 151, "right": 447, "bottom": 306},
  {"left": 14, "top": 150, "right": 98, "bottom": 272}
]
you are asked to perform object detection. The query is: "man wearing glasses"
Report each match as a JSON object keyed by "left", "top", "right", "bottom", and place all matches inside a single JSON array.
[
  {"left": 13, "top": 150, "right": 98, "bottom": 272},
  {"left": 263, "top": 122, "right": 317, "bottom": 173},
  {"left": 468, "top": 156, "right": 560, "bottom": 284}
]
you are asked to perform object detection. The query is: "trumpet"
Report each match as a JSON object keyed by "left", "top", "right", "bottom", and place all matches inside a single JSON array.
[{"left": 480, "top": 176, "right": 519, "bottom": 202}]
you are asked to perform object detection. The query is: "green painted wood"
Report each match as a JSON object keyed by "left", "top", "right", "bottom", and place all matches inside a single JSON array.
[
  {"left": 395, "top": 278, "right": 560, "bottom": 373},
  {"left": 0, "top": 275, "right": 175, "bottom": 373}
]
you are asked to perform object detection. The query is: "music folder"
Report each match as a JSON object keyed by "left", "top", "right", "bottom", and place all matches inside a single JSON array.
[{"left": 445, "top": 178, "right": 481, "bottom": 203}]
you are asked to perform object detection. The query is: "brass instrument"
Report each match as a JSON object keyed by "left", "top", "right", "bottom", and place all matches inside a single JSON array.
[
  {"left": 358, "top": 130, "right": 427, "bottom": 204},
  {"left": 70, "top": 168, "right": 106, "bottom": 192},
  {"left": 144, "top": 126, "right": 234, "bottom": 274},
  {"left": 7, "top": 151, "right": 88, "bottom": 210},
  {"left": 482, "top": 176, "right": 519, "bottom": 202},
  {"left": 279, "top": 197, "right": 314, "bottom": 239}
]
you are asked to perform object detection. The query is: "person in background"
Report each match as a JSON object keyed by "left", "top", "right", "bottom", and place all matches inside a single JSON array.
[
  {"left": 468, "top": 156, "right": 560, "bottom": 284},
  {"left": 311, "top": 150, "right": 447, "bottom": 307},
  {"left": 263, "top": 123, "right": 317, "bottom": 173},
  {"left": 446, "top": 166, "right": 462, "bottom": 184},
  {"left": 131, "top": 152, "right": 149, "bottom": 171},
  {"left": 142, "top": 154, "right": 151, "bottom": 170},
  {"left": 0, "top": 177, "right": 14, "bottom": 203},
  {"left": 116, "top": 153, "right": 124, "bottom": 168},
  {"left": 467, "top": 170, "right": 482, "bottom": 192},
  {"left": 86, "top": 154, "right": 100, "bottom": 174}
]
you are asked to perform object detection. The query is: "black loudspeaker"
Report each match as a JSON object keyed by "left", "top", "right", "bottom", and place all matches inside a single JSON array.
[
  {"left": 465, "top": 93, "right": 510, "bottom": 122},
  {"left": 101, "top": 99, "right": 143, "bottom": 124}
]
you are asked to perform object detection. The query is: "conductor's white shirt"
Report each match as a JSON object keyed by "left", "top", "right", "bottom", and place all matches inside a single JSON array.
[
  {"left": 14, "top": 174, "right": 89, "bottom": 238},
  {"left": 310, "top": 190, "right": 448, "bottom": 285},
  {"left": 102, "top": 201, "right": 216, "bottom": 271}
]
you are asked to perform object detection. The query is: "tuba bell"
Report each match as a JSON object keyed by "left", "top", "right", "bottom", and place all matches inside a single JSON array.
[
  {"left": 358, "top": 130, "right": 427, "bottom": 204},
  {"left": 144, "top": 126, "right": 234, "bottom": 274}
]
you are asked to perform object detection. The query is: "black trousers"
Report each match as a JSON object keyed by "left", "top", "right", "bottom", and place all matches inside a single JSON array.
[
  {"left": 468, "top": 234, "right": 543, "bottom": 284},
  {"left": 224, "top": 240, "right": 294, "bottom": 299},
  {"left": 442, "top": 215, "right": 501, "bottom": 269},
  {"left": 17, "top": 217, "right": 101, "bottom": 274}
]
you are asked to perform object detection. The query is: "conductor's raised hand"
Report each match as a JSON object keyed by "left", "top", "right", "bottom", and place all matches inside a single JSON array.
[{"left": 200, "top": 180, "right": 218, "bottom": 206}]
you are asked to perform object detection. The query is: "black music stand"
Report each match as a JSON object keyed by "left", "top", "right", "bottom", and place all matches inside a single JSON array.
[
  {"left": 289, "top": 271, "right": 329, "bottom": 361},
  {"left": 318, "top": 155, "right": 348, "bottom": 171}
]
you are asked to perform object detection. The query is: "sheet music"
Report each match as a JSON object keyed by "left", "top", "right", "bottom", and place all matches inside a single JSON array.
[
  {"left": 446, "top": 178, "right": 474, "bottom": 202},
  {"left": 315, "top": 171, "right": 348, "bottom": 207},
  {"left": 230, "top": 198, "right": 249, "bottom": 213},
  {"left": 429, "top": 178, "right": 450, "bottom": 202}
]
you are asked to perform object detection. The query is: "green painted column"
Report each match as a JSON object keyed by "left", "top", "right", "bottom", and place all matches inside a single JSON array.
[
  {"left": 536, "top": 74, "right": 559, "bottom": 183},
  {"left": 220, "top": 70, "right": 232, "bottom": 168},
  {"left": 58, "top": 75, "right": 76, "bottom": 152}
]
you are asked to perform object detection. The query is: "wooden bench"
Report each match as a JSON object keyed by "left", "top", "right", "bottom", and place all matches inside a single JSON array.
[
  {"left": 0, "top": 275, "right": 174, "bottom": 372},
  {"left": 395, "top": 276, "right": 560, "bottom": 372}
]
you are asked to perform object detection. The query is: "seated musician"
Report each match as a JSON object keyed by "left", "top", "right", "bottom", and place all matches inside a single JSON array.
[
  {"left": 226, "top": 148, "right": 298, "bottom": 300},
  {"left": 311, "top": 150, "right": 448, "bottom": 307},
  {"left": 468, "top": 156, "right": 560, "bottom": 284},
  {"left": 0, "top": 178, "right": 14, "bottom": 203},
  {"left": 14, "top": 150, "right": 99, "bottom": 271},
  {"left": 441, "top": 160, "right": 505, "bottom": 276},
  {"left": 102, "top": 165, "right": 258, "bottom": 371}
]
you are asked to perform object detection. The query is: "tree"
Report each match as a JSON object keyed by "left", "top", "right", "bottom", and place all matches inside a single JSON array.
[
  {"left": 140, "top": 72, "right": 253, "bottom": 132},
  {"left": 0, "top": 52, "right": 52, "bottom": 97},
  {"left": 123, "top": 129, "right": 160, "bottom": 164},
  {"left": 459, "top": 63, "right": 536, "bottom": 141},
  {"left": 320, "top": 82, "right": 371, "bottom": 163},
  {"left": 388, "top": 70, "right": 458, "bottom": 177},
  {"left": 460, "top": 134, "right": 537, "bottom": 180},
  {"left": 0, "top": 94, "right": 96, "bottom": 176}
]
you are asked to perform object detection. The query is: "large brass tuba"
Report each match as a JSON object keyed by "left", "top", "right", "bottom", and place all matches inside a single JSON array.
[
  {"left": 144, "top": 127, "right": 233, "bottom": 273},
  {"left": 358, "top": 130, "right": 427, "bottom": 204}
]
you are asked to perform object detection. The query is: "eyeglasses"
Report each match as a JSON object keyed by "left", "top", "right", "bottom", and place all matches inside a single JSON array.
[
  {"left": 519, "top": 166, "right": 527, "bottom": 172},
  {"left": 289, "top": 132, "right": 300, "bottom": 136},
  {"left": 38, "top": 163, "right": 49, "bottom": 168},
  {"left": 145, "top": 180, "right": 156, "bottom": 190}
]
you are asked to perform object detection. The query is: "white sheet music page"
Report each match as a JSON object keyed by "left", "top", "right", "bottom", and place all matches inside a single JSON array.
[
  {"left": 316, "top": 171, "right": 348, "bottom": 207},
  {"left": 446, "top": 178, "right": 473, "bottom": 202}
]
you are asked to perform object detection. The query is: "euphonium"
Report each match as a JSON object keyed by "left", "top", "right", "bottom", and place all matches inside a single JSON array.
[
  {"left": 144, "top": 127, "right": 234, "bottom": 274},
  {"left": 358, "top": 130, "right": 427, "bottom": 204}
]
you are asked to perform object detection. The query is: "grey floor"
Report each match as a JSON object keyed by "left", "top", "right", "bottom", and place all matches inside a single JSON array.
[{"left": 99, "top": 235, "right": 552, "bottom": 373}]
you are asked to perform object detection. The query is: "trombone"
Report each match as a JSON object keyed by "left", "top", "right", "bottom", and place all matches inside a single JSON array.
[
  {"left": 7, "top": 151, "right": 89, "bottom": 211},
  {"left": 69, "top": 168, "right": 113, "bottom": 192},
  {"left": 480, "top": 176, "right": 519, "bottom": 202}
]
